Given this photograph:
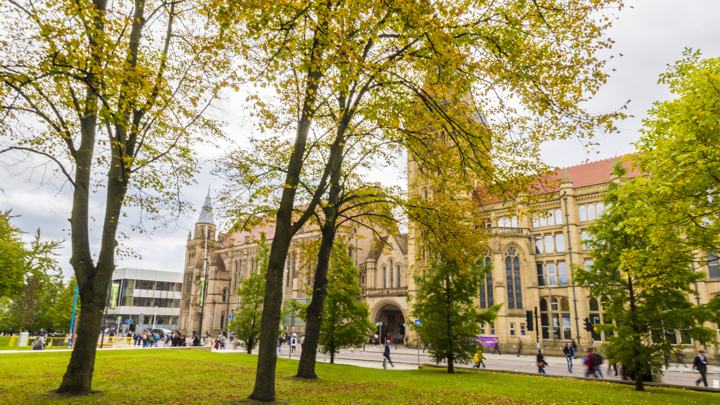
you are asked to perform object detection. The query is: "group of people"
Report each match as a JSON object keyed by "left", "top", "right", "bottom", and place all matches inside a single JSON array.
[
  {"left": 277, "top": 332, "right": 303, "bottom": 354},
  {"left": 131, "top": 330, "right": 186, "bottom": 347}
]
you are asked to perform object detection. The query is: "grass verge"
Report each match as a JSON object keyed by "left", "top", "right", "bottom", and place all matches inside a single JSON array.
[{"left": 0, "top": 349, "right": 714, "bottom": 404}]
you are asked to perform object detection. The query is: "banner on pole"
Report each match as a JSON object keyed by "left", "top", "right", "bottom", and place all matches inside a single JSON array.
[{"left": 110, "top": 282, "right": 119, "bottom": 309}]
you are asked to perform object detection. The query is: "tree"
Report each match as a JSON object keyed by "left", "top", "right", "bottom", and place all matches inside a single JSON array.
[
  {"left": 0, "top": 219, "right": 64, "bottom": 334},
  {"left": 0, "top": 212, "right": 26, "bottom": 299},
  {"left": 1, "top": 0, "right": 238, "bottom": 394},
  {"left": 634, "top": 51, "right": 720, "bottom": 255},
  {"left": 229, "top": 234, "right": 269, "bottom": 354},
  {"left": 574, "top": 164, "right": 717, "bottom": 392},
  {"left": 297, "top": 241, "right": 373, "bottom": 364},
  {"left": 413, "top": 255, "right": 499, "bottom": 373},
  {"left": 223, "top": 1, "right": 624, "bottom": 399}
]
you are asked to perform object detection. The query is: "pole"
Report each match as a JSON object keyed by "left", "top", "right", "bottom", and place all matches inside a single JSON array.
[
  {"left": 534, "top": 306, "right": 540, "bottom": 348},
  {"left": 198, "top": 225, "right": 210, "bottom": 344},
  {"left": 563, "top": 193, "right": 582, "bottom": 346},
  {"left": 68, "top": 285, "right": 79, "bottom": 347}
]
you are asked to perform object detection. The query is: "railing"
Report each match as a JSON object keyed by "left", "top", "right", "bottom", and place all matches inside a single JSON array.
[
  {"left": 490, "top": 227, "right": 531, "bottom": 237},
  {"left": 364, "top": 287, "right": 408, "bottom": 297}
]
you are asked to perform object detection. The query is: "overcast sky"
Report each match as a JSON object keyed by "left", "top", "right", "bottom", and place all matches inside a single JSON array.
[{"left": 2, "top": 0, "right": 720, "bottom": 278}]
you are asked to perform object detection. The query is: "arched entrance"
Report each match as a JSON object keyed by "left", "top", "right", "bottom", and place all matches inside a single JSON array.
[{"left": 374, "top": 303, "right": 405, "bottom": 344}]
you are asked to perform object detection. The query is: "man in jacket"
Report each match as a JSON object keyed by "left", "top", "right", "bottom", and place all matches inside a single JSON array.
[{"left": 693, "top": 349, "right": 709, "bottom": 387}]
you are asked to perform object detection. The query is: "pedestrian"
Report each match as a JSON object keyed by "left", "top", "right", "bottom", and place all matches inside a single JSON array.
[
  {"left": 290, "top": 333, "right": 297, "bottom": 353},
  {"left": 563, "top": 343, "right": 574, "bottom": 373},
  {"left": 31, "top": 334, "right": 46, "bottom": 351},
  {"left": 536, "top": 349, "right": 548, "bottom": 374},
  {"left": 277, "top": 335, "right": 283, "bottom": 354},
  {"left": 583, "top": 348, "right": 601, "bottom": 378},
  {"left": 383, "top": 341, "right": 394, "bottom": 368},
  {"left": 516, "top": 339, "right": 523, "bottom": 357},
  {"left": 192, "top": 334, "right": 200, "bottom": 346},
  {"left": 473, "top": 348, "right": 486, "bottom": 368},
  {"left": 571, "top": 339, "right": 578, "bottom": 358},
  {"left": 493, "top": 341, "right": 502, "bottom": 355},
  {"left": 693, "top": 349, "right": 709, "bottom": 387},
  {"left": 591, "top": 349, "right": 604, "bottom": 378}
]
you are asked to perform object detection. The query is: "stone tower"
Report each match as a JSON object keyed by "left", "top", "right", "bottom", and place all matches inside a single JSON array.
[{"left": 178, "top": 190, "right": 217, "bottom": 336}]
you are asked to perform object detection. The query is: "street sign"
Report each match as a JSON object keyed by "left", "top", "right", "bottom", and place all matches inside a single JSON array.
[
  {"left": 228, "top": 314, "right": 234, "bottom": 320},
  {"left": 375, "top": 321, "right": 383, "bottom": 326},
  {"left": 124, "top": 319, "right": 133, "bottom": 324},
  {"left": 414, "top": 319, "right": 422, "bottom": 326}
]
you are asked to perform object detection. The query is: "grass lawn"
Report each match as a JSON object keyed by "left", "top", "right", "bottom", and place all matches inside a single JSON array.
[{"left": 0, "top": 349, "right": 715, "bottom": 404}]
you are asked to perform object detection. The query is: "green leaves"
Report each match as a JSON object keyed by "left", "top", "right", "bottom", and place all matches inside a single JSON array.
[{"left": 412, "top": 255, "right": 497, "bottom": 371}]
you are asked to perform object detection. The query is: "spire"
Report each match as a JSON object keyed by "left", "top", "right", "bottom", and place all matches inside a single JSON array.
[{"left": 196, "top": 188, "right": 215, "bottom": 224}]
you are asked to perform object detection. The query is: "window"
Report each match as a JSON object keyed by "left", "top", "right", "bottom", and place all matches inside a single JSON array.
[
  {"left": 538, "top": 261, "right": 568, "bottom": 287},
  {"left": 555, "top": 234, "right": 565, "bottom": 253},
  {"left": 505, "top": 247, "right": 522, "bottom": 309},
  {"left": 535, "top": 236, "right": 543, "bottom": 254},
  {"left": 222, "top": 287, "right": 228, "bottom": 303},
  {"left": 581, "top": 230, "right": 592, "bottom": 250},
  {"left": 520, "top": 323, "right": 526, "bottom": 336},
  {"left": 490, "top": 323, "right": 495, "bottom": 335},
  {"left": 583, "top": 259, "right": 594, "bottom": 271},
  {"left": 396, "top": 264, "right": 402, "bottom": 288},
  {"left": 544, "top": 235, "right": 553, "bottom": 253},
  {"left": 480, "top": 256, "right": 494, "bottom": 308},
  {"left": 579, "top": 203, "right": 605, "bottom": 222},
  {"left": 509, "top": 322, "right": 516, "bottom": 336},
  {"left": 709, "top": 254, "right": 720, "bottom": 279},
  {"left": 389, "top": 259, "right": 394, "bottom": 287},
  {"left": 540, "top": 297, "right": 572, "bottom": 340},
  {"left": 532, "top": 209, "right": 563, "bottom": 228},
  {"left": 546, "top": 262, "right": 557, "bottom": 286},
  {"left": 383, "top": 265, "right": 387, "bottom": 288},
  {"left": 497, "top": 215, "right": 518, "bottom": 228},
  {"left": 557, "top": 261, "right": 569, "bottom": 286},
  {"left": 536, "top": 263, "right": 545, "bottom": 287}
]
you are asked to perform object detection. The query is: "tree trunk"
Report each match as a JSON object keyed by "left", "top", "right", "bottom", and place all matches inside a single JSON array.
[
  {"left": 445, "top": 271, "right": 454, "bottom": 374},
  {"left": 296, "top": 225, "right": 336, "bottom": 379},
  {"left": 250, "top": 14, "right": 329, "bottom": 403},
  {"left": 627, "top": 275, "right": 644, "bottom": 391},
  {"left": 56, "top": 294, "right": 102, "bottom": 394},
  {"left": 330, "top": 350, "right": 335, "bottom": 364},
  {"left": 246, "top": 339, "right": 253, "bottom": 354}
]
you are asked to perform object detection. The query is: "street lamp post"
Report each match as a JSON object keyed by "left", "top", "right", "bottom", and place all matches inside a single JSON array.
[{"left": 563, "top": 193, "right": 582, "bottom": 347}]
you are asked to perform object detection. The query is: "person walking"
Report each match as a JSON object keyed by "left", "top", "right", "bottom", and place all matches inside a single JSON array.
[
  {"left": 516, "top": 339, "right": 523, "bottom": 357},
  {"left": 383, "top": 341, "right": 394, "bottom": 368},
  {"left": 536, "top": 349, "right": 548, "bottom": 374},
  {"left": 563, "top": 343, "right": 574, "bottom": 373},
  {"left": 584, "top": 348, "right": 601, "bottom": 378},
  {"left": 290, "top": 333, "right": 298, "bottom": 354},
  {"left": 473, "top": 349, "right": 486, "bottom": 368},
  {"left": 277, "top": 335, "right": 284, "bottom": 354},
  {"left": 693, "top": 349, "right": 709, "bottom": 387}
]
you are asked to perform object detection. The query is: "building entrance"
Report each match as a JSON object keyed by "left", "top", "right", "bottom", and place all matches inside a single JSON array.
[{"left": 375, "top": 304, "right": 405, "bottom": 344}]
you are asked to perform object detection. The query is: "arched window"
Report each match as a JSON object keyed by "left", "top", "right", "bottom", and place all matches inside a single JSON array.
[
  {"left": 389, "top": 258, "right": 394, "bottom": 287},
  {"left": 540, "top": 296, "right": 572, "bottom": 340},
  {"left": 383, "top": 265, "right": 387, "bottom": 288},
  {"left": 480, "top": 256, "right": 493, "bottom": 308},
  {"left": 505, "top": 247, "right": 522, "bottom": 309},
  {"left": 396, "top": 264, "right": 401, "bottom": 288}
]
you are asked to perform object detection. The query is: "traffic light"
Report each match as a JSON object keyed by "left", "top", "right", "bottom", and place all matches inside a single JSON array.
[
  {"left": 525, "top": 310, "right": 534, "bottom": 331},
  {"left": 583, "top": 317, "right": 593, "bottom": 332}
]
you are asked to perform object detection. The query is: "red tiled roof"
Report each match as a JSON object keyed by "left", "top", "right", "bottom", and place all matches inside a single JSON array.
[
  {"left": 477, "top": 154, "right": 641, "bottom": 204},
  {"left": 540, "top": 154, "right": 640, "bottom": 192}
]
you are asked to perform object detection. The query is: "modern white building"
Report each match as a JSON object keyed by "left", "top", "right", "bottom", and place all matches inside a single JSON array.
[{"left": 104, "top": 267, "right": 183, "bottom": 334}]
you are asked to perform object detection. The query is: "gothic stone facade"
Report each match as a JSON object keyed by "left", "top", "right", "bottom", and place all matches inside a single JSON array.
[
  {"left": 406, "top": 156, "right": 720, "bottom": 355},
  {"left": 178, "top": 194, "right": 409, "bottom": 340}
]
